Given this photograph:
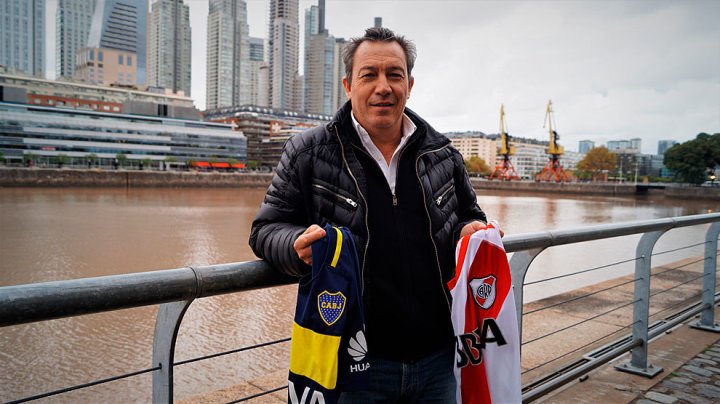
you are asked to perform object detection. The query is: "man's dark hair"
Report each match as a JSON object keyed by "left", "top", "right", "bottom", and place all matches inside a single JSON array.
[{"left": 342, "top": 27, "right": 417, "bottom": 84}]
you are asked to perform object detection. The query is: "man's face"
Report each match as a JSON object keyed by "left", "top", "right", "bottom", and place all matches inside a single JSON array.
[{"left": 342, "top": 41, "right": 414, "bottom": 137}]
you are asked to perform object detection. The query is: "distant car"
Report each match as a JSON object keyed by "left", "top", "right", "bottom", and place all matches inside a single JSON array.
[{"left": 701, "top": 181, "right": 719, "bottom": 187}]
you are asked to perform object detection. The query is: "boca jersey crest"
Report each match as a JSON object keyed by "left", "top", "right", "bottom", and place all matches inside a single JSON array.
[{"left": 318, "top": 291, "right": 346, "bottom": 326}]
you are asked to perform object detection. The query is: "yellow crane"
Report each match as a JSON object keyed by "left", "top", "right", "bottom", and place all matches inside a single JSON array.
[
  {"left": 536, "top": 100, "right": 572, "bottom": 182},
  {"left": 489, "top": 104, "right": 520, "bottom": 181}
]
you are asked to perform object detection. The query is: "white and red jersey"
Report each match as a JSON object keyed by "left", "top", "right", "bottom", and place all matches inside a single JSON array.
[{"left": 448, "top": 222, "right": 522, "bottom": 404}]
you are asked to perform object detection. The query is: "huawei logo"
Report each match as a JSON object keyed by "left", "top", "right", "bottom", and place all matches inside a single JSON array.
[{"left": 348, "top": 330, "right": 367, "bottom": 362}]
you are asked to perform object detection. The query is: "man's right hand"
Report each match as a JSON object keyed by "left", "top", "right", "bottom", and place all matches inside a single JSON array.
[{"left": 293, "top": 224, "right": 326, "bottom": 265}]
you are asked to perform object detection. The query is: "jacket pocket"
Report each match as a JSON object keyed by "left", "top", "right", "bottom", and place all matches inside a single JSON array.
[
  {"left": 311, "top": 182, "right": 358, "bottom": 211},
  {"left": 432, "top": 181, "right": 455, "bottom": 208}
]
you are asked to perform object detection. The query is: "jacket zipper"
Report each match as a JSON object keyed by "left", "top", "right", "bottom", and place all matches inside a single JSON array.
[
  {"left": 416, "top": 143, "right": 453, "bottom": 310},
  {"left": 311, "top": 183, "right": 358, "bottom": 209},
  {"left": 435, "top": 184, "right": 455, "bottom": 206},
  {"left": 334, "top": 123, "right": 370, "bottom": 296}
]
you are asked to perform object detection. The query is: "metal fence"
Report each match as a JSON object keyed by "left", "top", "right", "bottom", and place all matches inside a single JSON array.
[{"left": 0, "top": 213, "right": 718, "bottom": 403}]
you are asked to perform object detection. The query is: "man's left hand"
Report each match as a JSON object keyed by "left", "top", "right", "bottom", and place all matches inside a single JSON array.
[{"left": 459, "top": 221, "right": 505, "bottom": 239}]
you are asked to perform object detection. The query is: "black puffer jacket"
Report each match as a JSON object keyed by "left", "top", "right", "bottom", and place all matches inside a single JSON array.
[{"left": 249, "top": 101, "right": 486, "bottom": 281}]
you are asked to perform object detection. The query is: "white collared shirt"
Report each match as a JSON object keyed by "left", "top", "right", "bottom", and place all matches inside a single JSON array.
[{"left": 351, "top": 112, "right": 417, "bottom": 194}]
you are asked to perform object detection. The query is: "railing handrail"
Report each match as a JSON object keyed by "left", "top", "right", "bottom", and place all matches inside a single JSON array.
[{"left": 1, "top": 212, "right": 718, "bottom": 328}]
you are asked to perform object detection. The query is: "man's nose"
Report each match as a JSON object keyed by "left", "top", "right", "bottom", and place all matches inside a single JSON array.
[{"left": 374, "top": 74, "right": 392, "bottom": 95}]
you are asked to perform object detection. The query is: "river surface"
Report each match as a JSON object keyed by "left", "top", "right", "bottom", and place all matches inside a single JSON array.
[{"left": 0, "top": 187, "right": 717, "bottom": 402}]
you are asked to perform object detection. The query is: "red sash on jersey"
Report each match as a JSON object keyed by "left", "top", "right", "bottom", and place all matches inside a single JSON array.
[{"left": 449, "top": 222, "right": 522, "bottom": 403}]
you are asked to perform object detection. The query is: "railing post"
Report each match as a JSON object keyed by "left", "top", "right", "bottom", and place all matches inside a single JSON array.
[
  {"left": 509, "top": 247, "right": 545, "bottom": 341},
  {"left": 152, "top": 299, "right": 194, "bottom": 404},
  {"left": 615, "top": 230, "right": 666, "bottom": 377},
  {"left": 690, "top": 221, "right": 720, "bottom": 332}
]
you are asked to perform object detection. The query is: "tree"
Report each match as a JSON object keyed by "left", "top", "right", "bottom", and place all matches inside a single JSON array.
[
  {"left": 577, "top": 146, "right": 617, "bottom": 181},
  {"left": 464, "top": 156, "right": 491, "bottom": 177},
  {"left": 55, "top": 154, "right": 68, "bottom": 168},
  {"left": 664, "top": 133, "right": 720, "bottom": 184},
  {"left": 115, "top": 153, "right": 127, "bottom": 169},
  {"left": 87, "top": 153, "right": 98, "bottom": 168}
]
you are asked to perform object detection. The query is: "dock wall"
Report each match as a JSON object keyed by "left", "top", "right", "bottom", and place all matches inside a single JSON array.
[{"left": 1, "top": 168, "right": 718, "bottom": 200}]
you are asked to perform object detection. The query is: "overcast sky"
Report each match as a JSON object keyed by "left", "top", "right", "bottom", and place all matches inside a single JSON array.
[{"left": 47, "top": 0, "right": 720, "bottom": 154}]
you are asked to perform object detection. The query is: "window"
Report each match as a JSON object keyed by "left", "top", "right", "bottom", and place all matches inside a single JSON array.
[
  {"left": 127, "top": 56, "right": 132, "bottom": 66},
  {"left": 98, "top": 51, "right": 103, "bottom": 62},
  {"left": 118, "top": 54, "right": 123, "bottom": 65},
  {"left": 89, "top": 49, "right": 94, "bottom": 61}
]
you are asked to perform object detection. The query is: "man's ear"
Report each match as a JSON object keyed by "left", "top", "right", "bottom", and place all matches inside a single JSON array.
[
  {"left": 342, "top": 77, "right": 351, "bottom": 98},
  {"left": 408, "top": 76, "right": 414, "bottom": 98}
]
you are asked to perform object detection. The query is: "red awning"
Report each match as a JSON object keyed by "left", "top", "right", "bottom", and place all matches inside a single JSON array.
[
  {"left": 212, "top": 162, "right": 230, "bottom": 168},
  {"left": 192, "top": 161, "right": 210, "bottom": 167},
  {"left": 231, "top": 163, "right": 246, "bottom": 169}
]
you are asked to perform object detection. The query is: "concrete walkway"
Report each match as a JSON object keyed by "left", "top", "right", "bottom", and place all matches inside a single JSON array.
[{"left": 537, "top": 308, "right": 720, "bottom": 403}]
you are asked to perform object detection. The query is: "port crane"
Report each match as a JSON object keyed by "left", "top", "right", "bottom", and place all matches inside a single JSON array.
[
  {"left": 535, "top": 100, "right": 571, "bottom": 182},
  {"left": 489, "top": 104, "right": 520, "bottom": 181}
]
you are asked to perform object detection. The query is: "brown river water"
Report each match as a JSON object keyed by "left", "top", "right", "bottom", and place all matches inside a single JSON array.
[{"left": 0, "top": 187, "right": 717, "bottom": 402}]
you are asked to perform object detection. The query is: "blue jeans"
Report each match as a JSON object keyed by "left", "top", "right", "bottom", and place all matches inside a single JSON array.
[{"left": 338, "top": 345, "right": 456, "bottom": 403}]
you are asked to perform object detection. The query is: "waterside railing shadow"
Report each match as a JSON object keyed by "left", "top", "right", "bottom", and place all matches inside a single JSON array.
[{"left": 0, "top": 213, "right": 718, "bottom": 403}]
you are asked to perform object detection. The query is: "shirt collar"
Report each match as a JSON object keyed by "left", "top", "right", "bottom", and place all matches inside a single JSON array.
[{"left": 350, "top": 112, "right": 417, "bottom": 146}]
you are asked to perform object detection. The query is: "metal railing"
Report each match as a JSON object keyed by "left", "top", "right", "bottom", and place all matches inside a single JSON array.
[{"left": 0, "top": 213, "right": 718, "bottom": 403}]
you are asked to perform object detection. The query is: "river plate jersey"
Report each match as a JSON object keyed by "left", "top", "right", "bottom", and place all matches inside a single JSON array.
[
  {"left": 448, "top": 222, "right": 522, "bottom": 403},
  {"left": 288, "top": 225, "right": 369, "bottom": 404}
]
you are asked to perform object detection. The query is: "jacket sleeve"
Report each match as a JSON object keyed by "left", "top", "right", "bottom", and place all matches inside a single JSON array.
[
  {"left": 451, "top": 149, "right": 487, "bottom": 244},
  {"left": 249, "top": 137, "right": 312, "bottom": 277}
]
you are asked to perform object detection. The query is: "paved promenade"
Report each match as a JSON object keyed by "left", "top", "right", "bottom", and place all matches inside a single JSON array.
[{"left": 539, "top": 307, "right": 720, "bottom": 403}]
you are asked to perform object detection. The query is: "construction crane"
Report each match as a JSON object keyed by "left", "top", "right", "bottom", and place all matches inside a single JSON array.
[
  {"left": 535, "top": 100, "right": 572, "bottom": 182},
  {"left": 489, "top": 104, "right": 520, "bottom": 181}
]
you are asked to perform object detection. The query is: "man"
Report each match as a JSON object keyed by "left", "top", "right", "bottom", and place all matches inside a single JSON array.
[{"left": 250, "top": 27, "right": 489, "bottom": 402}]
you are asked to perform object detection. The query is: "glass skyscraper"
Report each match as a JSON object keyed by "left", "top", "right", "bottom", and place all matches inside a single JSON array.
[
  {"left": 56, "top": 0, "right": 96, "bottom": 79},
  {"left": 148, "top": 0, "right": 192, "bottom": 95},
  {"left": 0, "top": 0, "right": 45, "bottom": 77}
]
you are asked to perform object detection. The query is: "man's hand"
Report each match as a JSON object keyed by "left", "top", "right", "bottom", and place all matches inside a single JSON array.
[
  {"left": 293, "top": 225, "right": 327, "bottom": 265},
  {"left": 460, "top": 221, "right": 505, "bottom": 239}
]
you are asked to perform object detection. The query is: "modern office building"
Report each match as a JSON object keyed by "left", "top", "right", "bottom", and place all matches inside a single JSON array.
[
  {"left": 205, "top": 105, "right": 331, "bottom": 167},
  {"left": 206, "top": 0, "right": 251, "bottom": 109},
  {"left": 0, "top": 102, "right": 244, "bottom": 167},
  {"left": 333, "top": 38, "right": 347, "bottom": 110},
  {"left": 0, "top": 0, "right": 45, "bottom": 77},
  {"left": 268, "top": 0, "right": 300, "bottom": 111},
  {"left": 56, "top": 0, "right": 96, "bottom": 79},
  {"left": 445, "top": 132, "right": 497, "bottom": 167},
  {"left": 578, "top": 140, "right": 594, "bottom": 154},
  {"left": 657, "top": 140, "right": 677, "bottom": 155},
  {"left": 248, "top": 37, "right": 269, "bottom": 107},
  {"left": 0, "top": 72, "right": 200, "bottom": 119},
  {"left": 607, "top": 139, "right": 640, "bottom": 154},
  {"left": 84, "top": 0, "right": 147, "bottom": 85},
  {"left": 148, "top": 0, "right": 192, "bottom": 96}
]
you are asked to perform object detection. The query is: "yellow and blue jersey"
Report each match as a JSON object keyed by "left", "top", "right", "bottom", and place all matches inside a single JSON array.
[{"left": 288, "top": 225, "right": 369, "bottom": 403}]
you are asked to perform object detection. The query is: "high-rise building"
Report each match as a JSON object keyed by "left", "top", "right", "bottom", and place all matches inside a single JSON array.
[
  {"left": 249, "top": 37, "right": 268, "bottom": 107},
  {"left": 56, "top": 0, "right": 96, "bottom": 79},
  {"left": 630, "top": 138, "right": 642, "bottom": 152},
  {"left": 206, "top": 0, "right": 251, "bottom": 109},
  {"left": 0, "top": 0, "right": 45, "bottom": 77},
  {"left": 304, "top": 1, "right": 337, "bottom": 115},
  {"left": 374, "top": 17, "right": 382, "bottom": 28},
  {"left": 579, "top": 140, "right": 594, "bottom": 154},
  {"left": 658, "top": 140, "right": 677, "bottom": 155},
  {"left": 84, "top": 0, "right": 148, "bottom": 85},
  {"left": 333, "top": 38, "right": 347, "bottom": 110},
  {"left": 269, "top": 0, "right": 300, "bottom": 111},
  {"left": 148, "top": 0, "right": 192, "bottom": 95}
]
